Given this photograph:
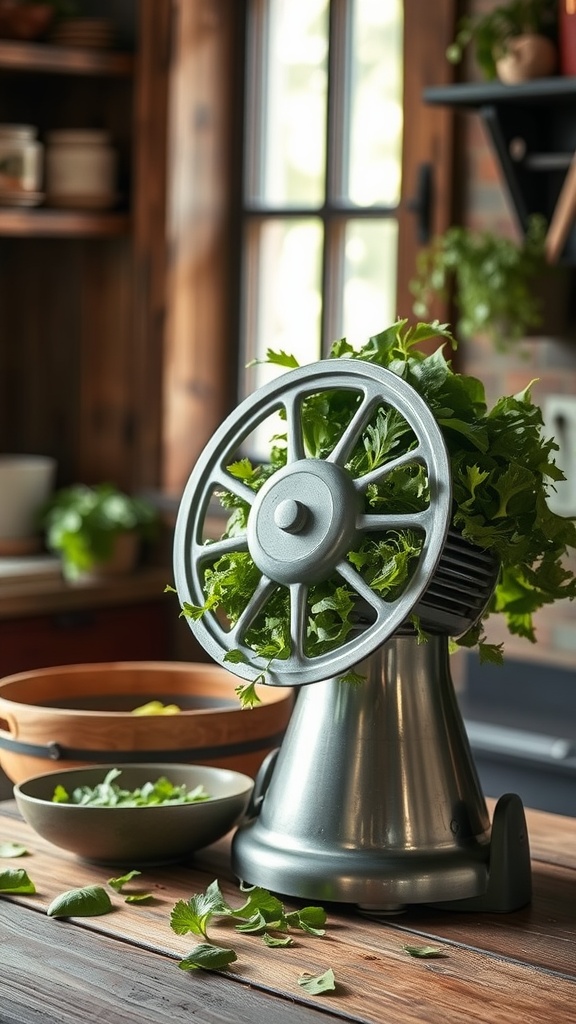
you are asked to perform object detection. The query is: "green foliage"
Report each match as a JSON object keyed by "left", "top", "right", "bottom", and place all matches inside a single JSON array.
[
  {"left": 52, "top": 767, "right": 211, "bottom": 807},
  {"left": 410, "top": 216, "right": 548, "bottom": 350},
  {"left": 171, "top": 878, "right": 326, "bottom": 941},
  {"left": 39, "top": 482, "right": 159, "bottom": 580},
  {"left": 170, "top": 878, "right": 327, "bottom": 971},
  {"left": 447, "top": 0, "right": 557, "bottom": 79},
  {"left": 195, "top": 320, "right": 575, "bottom": 676}
]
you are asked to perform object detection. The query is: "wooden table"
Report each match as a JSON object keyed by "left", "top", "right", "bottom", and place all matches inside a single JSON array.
[{"left": 1, "top": 799, "right": 575, "bottom": 1024}]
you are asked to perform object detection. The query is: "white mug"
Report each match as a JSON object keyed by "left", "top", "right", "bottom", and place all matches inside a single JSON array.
[{"left": 0, "top": 455, "right": 56, "bottom": 542}]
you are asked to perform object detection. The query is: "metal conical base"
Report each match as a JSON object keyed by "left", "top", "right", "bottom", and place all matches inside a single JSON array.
[{"left": 232, "top": 635, "right": 494, "bottom": 909}]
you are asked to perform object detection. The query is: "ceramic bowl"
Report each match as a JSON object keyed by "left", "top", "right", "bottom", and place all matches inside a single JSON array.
[{"left": 14, "top": 763, "right": 254, "bottom": 866}]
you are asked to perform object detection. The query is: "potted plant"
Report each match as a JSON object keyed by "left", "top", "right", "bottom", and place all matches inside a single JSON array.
[
  {"left": 176, "top": 319, "right": 576, "bottom": 707},
  {"left": 409, "top": 214, "right": 549, "bottom": 350},
  {"left": 39, "top": 482, "right": 159, "bottom": 581},
  {"left": 447, "top": 0, "right": 557, "bottom": 82}
]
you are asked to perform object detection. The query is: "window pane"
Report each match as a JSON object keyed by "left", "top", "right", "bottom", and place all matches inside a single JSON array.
[
  {"left": 252, "top": 0, "right": 329, "bottom": 206},
  {"left": 342, "top": 219, "right": 398, "bottom": 346},
  {"left": 245, "top": 217, "right": 323, "bottom": 392},
  {"left": 347, "top": 0, "right": 403, "bottom": 206}
]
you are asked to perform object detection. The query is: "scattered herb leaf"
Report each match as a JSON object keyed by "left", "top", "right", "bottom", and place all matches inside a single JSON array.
[
  {"left": 403, "top": 944, "right": 448, "bottom": 959},
  {"left": 286, "top": 906, "right": 327, "bottom": 936},
  {"left": 297, "top": 968, "right": 336, "bottom": 995},
  {"left": 169, "top": 879, "right": 327, "bottom": 965},
  {"left": 0, "top": 842, "right": 28, "bottom": 858},
  {"left": 0, "top": 867, "right": 35, "bottom": 894},
  {"left": 263, "top": 933, "right": 294, "bottom": 947},
  {"left": 47, "top": 884, "right": 113, "bottom": 918},
  {"left": 125, "top": 893, "right": 154, "bottom": 904},
  {"left": 108, "top": 869, "right": 142, "bottom": 892},
  {"left": 170, "top": 879, "right": 230, "bottom": 938},
  {"left": 178, "top": 943, "right": 237, "bottom": 972}
]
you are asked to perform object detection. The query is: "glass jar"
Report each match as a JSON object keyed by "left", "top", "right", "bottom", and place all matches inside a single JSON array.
[
  {"left": 45, "top": 129, "right": 118, "bottom": 209},
  {"left": 0, "top": 124, "right": 43, "bottom": 197}
]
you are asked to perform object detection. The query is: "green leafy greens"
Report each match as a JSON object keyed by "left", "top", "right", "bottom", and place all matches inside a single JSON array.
[
  {"left": 170, "top": 878, "right": 327, "bottom": 971},
  {"left": 179, "top": 320, "right": 576, "bottom": 703},
  {"left": 51, "top": 767, "right": 212, "bottom": 807}
]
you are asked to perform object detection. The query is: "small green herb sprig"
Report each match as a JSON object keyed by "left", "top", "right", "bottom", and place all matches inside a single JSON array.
[
  {"left": 176, "top": 320, "right": 575, "bottom": 705},
  {"left": 171, "top": 878, "right": 327, "bottom": 972}
]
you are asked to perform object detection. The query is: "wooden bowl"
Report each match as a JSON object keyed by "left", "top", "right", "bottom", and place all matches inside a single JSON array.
[{"left": 0, "top": 661, "right": 294, "bottom": 783}]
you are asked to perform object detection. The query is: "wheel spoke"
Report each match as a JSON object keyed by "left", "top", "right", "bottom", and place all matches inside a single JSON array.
[
  {"left": 195, "top": 534, "right": 249, "bottom": 563},
  {"left": 228, "top": 573, "right": 278, "bottom": 643},
  {"left": 213, "top": 468, "right": 256, "bottom": 508},
  {"left": 288, "top": 582, "right": 308, "bottom": 660},
  {"left": 284, "top": 392, "right": 306, "bottom": 463},
  {"left": 357, "top": 509, "right": 432, "bottom": 534},
  {"left": 353, "top": 447, "right": 427, "bottom": 492},
  {"left": 327, "top": 386, "right": 381, "bottom": 466},
  {"left": 335, "top": 558, "right": 390, "bottom": 618}
]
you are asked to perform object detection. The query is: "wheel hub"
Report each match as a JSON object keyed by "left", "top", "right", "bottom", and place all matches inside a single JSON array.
[{"left": 247, "top": 459, "right": 361, "bottom": 585}]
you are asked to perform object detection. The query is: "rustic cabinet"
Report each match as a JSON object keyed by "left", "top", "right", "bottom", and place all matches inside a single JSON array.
[
  {"left": 0, "top": 1, "right": 241, "bottom": 669},
  {"left": 0, "top": 0, "right": 238, "bottom": 498}
]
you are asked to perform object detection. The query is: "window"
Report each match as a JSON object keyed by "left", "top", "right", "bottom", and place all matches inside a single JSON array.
[
  {"left": 160, "top": 0, "right": 456, "bottom": 491},
  {"left": 238, "top": 0, "right": 456, "bottom": 427}
]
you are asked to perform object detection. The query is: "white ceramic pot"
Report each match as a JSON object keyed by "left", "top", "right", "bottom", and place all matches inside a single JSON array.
[{"left": 0, "top": 454, "right": 56, "bottom": 554}]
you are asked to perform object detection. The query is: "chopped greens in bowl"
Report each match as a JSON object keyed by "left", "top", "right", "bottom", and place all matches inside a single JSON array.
[{"left": 52, "top": 767, "right": 212, "bottom": 807}]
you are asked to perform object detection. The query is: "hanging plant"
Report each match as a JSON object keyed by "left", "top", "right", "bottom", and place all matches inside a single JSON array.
[{"left": 410, "top": 215, "right": 548, "bottom": 351}]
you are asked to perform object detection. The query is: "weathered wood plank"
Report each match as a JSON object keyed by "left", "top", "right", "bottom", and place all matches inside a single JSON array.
[
  {"left": 1, "top": 901, "right": 331, "bottom": 1024},
  {"left": 1, "top": 806, "right": 575, "bottom": 1024},
  {"left": 522, "top": 801, "right": 576, "bottom": 870}
]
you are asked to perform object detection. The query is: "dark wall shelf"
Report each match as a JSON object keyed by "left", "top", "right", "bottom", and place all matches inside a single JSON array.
[{"left": 424, "top": 78, "right": 576, "bottom": 262}]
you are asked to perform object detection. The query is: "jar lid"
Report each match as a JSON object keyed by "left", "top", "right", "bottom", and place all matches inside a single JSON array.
[
  {"left": 46, "top": 130, "right": 111, "bottom": 146},
  {"left": 0, "top": 125, "right": 37, "bottom": 139}
]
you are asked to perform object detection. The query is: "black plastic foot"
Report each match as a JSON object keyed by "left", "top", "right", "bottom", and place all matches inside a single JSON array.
[{"left": 433, "top": 793, "right": 532, "bottom": 912}]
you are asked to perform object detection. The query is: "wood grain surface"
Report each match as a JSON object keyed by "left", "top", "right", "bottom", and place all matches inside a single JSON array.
[{"left": 1, "top": 801, "right": 575, "bottom": 1024}]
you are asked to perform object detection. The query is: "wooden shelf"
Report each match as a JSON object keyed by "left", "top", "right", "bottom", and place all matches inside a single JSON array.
[
  {"left": 0, "top": 207, "right": 131, "bottom": 238},
  {"left": 424, "top": 77, "right": 576, "bottom": 263},
  {"left": 0, "top": 39, "right": 134, "bottom": 76}
]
